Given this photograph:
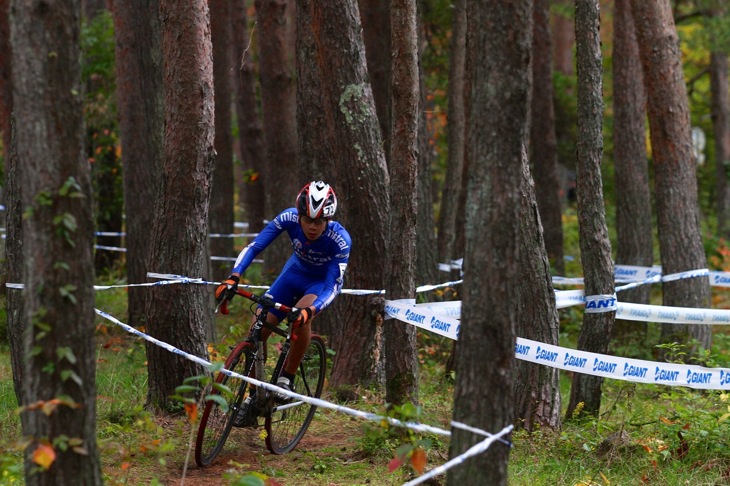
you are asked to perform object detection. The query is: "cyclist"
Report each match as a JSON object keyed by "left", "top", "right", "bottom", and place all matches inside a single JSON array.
[{"left": 215, "top": 180, "right": 351, "bottom": 425}]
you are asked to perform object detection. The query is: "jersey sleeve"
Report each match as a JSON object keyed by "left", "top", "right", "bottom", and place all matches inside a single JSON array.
[
  {"left": 312, "top": 229, "right": 351, "bottom": 313},
  {"left": 231, "top": 209, "right": 295, "bottom": 275}
]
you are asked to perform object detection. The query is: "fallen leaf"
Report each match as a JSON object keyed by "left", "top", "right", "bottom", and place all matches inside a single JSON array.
[
  {"left": 32, "top": 443, "right": 56, "bottom": 470},
  {"left": 410, "top": 447, "right": 427, "bottom": 474},
  {"left": 388, "top": 457, "right": 403, "bottom": 473}
]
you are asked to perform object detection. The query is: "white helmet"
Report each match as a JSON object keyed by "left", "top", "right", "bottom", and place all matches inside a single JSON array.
[{"left": 296, "top": 181, "right": 338, "bottom": 219}]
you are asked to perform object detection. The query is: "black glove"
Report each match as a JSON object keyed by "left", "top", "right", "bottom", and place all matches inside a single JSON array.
[
  {"left": 215, "top": 274, "right": 240, "bottom": 303},
  {"left": 290, "top": 306, "right": 315, "bottom": 329}
]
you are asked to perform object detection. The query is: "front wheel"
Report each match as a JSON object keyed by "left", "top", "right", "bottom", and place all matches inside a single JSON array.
[
  {"left": 265, "top": 335, "right": 327, "bottom": 454},
  {"left": 195, "top": 341, "right": 253, "bottom": 467}
]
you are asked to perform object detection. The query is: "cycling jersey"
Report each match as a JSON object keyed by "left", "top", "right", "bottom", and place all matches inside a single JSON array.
[{"left": 232, "top": 208, "right": 351, "bottom": 316}]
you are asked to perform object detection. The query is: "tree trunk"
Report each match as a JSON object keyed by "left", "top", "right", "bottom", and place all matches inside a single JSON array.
[
  {"left": 415, "top": 0, "right": 439, "bottom": 289},
  {"left": 309, "top": 0, "right": 390, "bottom": 390},
  {"left": 111, "top": 0, "right": 164, "bottom": 330},
  {"left": 145, "top": 0, "right": 214, "bottom": 412},
  {"left": 567, "top": 0, "right": 615, "bottom": 419},
  {"left": 710, "top": 49, "right": 730, "bottom": 239},
  {"left": 437, "top": 0, "right": 466, "bottom": 265},
  {"left": 448, "top": 1, "right": 530, "bottom": 483},
  {"left": 11, "top": 0, "right": 102, "bottom": 481},
  {"left": 514, "top": 160, "right": 562, "bottom": 431},
  {"left": 531, "top": 0, "right": 564, "bottom": 275},
  {"left": 631, "top": 0, "right": 711, "bottom": 351},
  {"left": 0, "top": 0, "right": 10, "bottom": 221},
  {"left": 551, "top": 0, "right": 574, "bottom": 77},
  {"left": 209, "top": 0, "right": 234, "bottom": 281},
  {"left": 6, "top": 116, "right": 24, "bottom": 407},
  {"left": 256, "top": 0, "right": 298, "bottom": 281},
  {"left": 612, "top": 0, "right": 652, "bottom": 340},
  {"left": 295, "top": 0, "right": 342, "bottom": 347},
  {"left": 231, "top": 0, "right": 266, "bottom": 234},
  {"left": 385, "top": 0, "right": 419, "bottom": 407},
  {"left": 358, "top": 0, "right": 391, "bottom": 158}
]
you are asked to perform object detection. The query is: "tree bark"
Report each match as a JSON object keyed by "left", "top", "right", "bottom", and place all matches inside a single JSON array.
[
  {"left": 415, "top": 0, "right": 439, "bottom": 289},
  {"left": 11, "top": 0, "right": 102, "bottom": 480},
  {"left": 631, "top": 0, "right": 711, "bottom": 351},
  {"left": 514, "top": 160, "right": 562, "bottom": 431},
  {"left": 612, "top": 0, "right": 652, "bottom": 339},
  {"left": 111, "top": 0, "right": 164, "bottom": 330},
  {"left": 710, "top": 49, "right": 730, "bottom": 239},
  {"left": 309, "top": 0, "right": 390, "bottom": 390},
  {"left": 531, "top": 0, "right": 564, "bottom": 275},
  {"left": 232, "top": 0, "right": 266, "bottom": 234},
  {"left": 448, "top": 1, "right": 530, "bottom": 483},
  {"left": 209, "top": 0, "right": 234, "bottom": 281},
  {"left": 567, "top": 0, "right": 615, "bottom": 419},
  {"left": 145, "top": 0, "right": 214, "bottom": 412},
  {"left": 256, "top": 0, "right": 298, "bottom": 281},
  {"left": 385, "top": 0, "right": 419, "bottom": 406},
  {"left": 437, "top": 0, "right": 466, "bottom": 265},
  {"left": 358, "top": 0, "right": 391, "bottom": 159},
  {"left": 6, "top": 116, "right": 24, "bottom": 407}
]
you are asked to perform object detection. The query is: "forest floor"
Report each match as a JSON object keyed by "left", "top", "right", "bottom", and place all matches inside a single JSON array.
[{"left": 154, "top": 402, "right": 426, "bottom": 486}]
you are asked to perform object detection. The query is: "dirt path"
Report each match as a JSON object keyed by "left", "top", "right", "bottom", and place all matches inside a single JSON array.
[{"left": 164, "top": 414, "right": 374, "bottom": 486}]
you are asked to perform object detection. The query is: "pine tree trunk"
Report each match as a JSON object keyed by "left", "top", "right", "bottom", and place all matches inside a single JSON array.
[
  {"left": 145, "top": 0, "right": 214, "bottom": 412},
  {"left": 111, "top": 0, "right": 164, "bottom": 329},
  {"left": 631, "top": 0, "right": 711, "bottom": 351},
  {"left": 612, "top": 0, "right": 652, "bottom": 340},
  {"left": 567, "top": 0, "right": 615, "bottom": 419},
  {"left": 12, "top": 1, "right": 103, "bottom": 480}
]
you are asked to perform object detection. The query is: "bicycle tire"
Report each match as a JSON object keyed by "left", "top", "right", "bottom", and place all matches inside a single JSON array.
[
  {"left": 195, "top": 341, "right": 254, "bottom": 467},
  {"left": 265, "top": 334, "right": 327, "bottom": 454}
]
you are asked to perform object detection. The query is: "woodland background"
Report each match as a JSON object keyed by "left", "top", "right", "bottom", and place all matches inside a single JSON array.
[{"left": 1, "top": 0, "right": 730, "bottom": 484}]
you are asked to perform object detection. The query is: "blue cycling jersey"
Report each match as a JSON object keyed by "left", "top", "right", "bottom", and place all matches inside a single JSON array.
[{"left": 232, "top": 208, "right": 351, "bottom": 314}]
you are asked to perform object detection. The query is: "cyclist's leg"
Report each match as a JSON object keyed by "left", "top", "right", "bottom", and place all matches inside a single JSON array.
[{"left": 284, "top": 294, "right": 316, "bottom": 376}]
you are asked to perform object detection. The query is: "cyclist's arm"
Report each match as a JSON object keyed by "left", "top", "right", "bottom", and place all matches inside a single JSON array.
[{"left": 231, "top": 210, "right": 293, "bottom": 275}]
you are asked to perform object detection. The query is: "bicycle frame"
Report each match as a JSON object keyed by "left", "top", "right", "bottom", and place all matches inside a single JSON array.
[{"left": 196, "top": 286, "right": 327, "bottom": 465}]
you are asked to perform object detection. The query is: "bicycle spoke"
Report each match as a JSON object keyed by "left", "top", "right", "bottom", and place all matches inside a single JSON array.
[
  {"left": 265, "top": 335, "right": 327, "bottom": 454},
  {"left": 195, "top": 342, "right": 253, "bottom": 466}
]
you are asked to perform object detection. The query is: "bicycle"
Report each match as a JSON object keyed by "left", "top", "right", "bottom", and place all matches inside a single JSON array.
[{"left": 195, "top": 286, "right": 327, "bottom": 466}]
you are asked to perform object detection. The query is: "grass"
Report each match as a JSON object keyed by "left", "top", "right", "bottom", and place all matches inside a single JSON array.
[{"left": 3, "top": 276, "right": 730, "bottom": 484}]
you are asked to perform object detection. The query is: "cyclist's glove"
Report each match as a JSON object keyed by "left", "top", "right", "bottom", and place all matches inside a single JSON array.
[
  {"left": 290, "top": 306, "right": 315, "bottom": 329},
  {"left": 215, "top": 275, "right": 240, "bottom": 311}
]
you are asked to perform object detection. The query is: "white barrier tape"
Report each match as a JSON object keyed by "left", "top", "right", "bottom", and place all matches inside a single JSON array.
[
  {"left": 555, "top": 289, "right": 586, "bottom": 309},
  {"left": 208, "top": 232, "right": 259, "bottom": 238},
  {"left": 614, "top": 264, "right": 662, "bottom": 282},
  {"left": 385, "top": 300, "right": 460, "bottom": 340},
  {"left": 616, "top": 302, "right": 730, "bottom": 325},
  {"left": 403, "top": 424, "right": 513, "bottom": 486},
  {"left": 6, "top": 279, "right": 204, "bottom": 291},
  {"left": 661, "top": 268, "right": 710, "bottom": 283},
  {"left": 92, "top": 230, "right": 259, "bottom": 238},
  {"left": 584, "top": 294, "right": 617, "bottom": 313},
  {"left": 95, "top": 245, "right": 126, "bottom": 252},
  {"left": 92, "top": 307, "right": 499, "bottom": 441},
  {"left": 552, "top": 276, "right": 586, "bottom": 286},
  {"left": 615, "top": 274, "right": 662, "bottom": 292},
  {"left": 388, "top": 294, "right": 730, "bottom": 326},
  {"left": 146, "top": 273, "right": 271, "bottom": 290},
  {"left": 711, "top": 271, "right": 730, "bottom": 288},
  {"left": 384, "top": 300, "right": 730, "bottom": 390},
  {"left": 515, "top": 337, "right": 730, "bottom": 389}
]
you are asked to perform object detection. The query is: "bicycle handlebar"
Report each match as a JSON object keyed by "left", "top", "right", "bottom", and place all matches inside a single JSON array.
[{"left": 215, "top": 285, "right": 295, "bottom": 316}]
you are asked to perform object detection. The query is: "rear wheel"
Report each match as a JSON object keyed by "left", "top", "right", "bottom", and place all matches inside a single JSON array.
[
  {"left": 195, "top": 341, "right": 253, "bottom": 466},
  {"left": 265, "top": 335, "right": 327, "bottom": 454}
]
